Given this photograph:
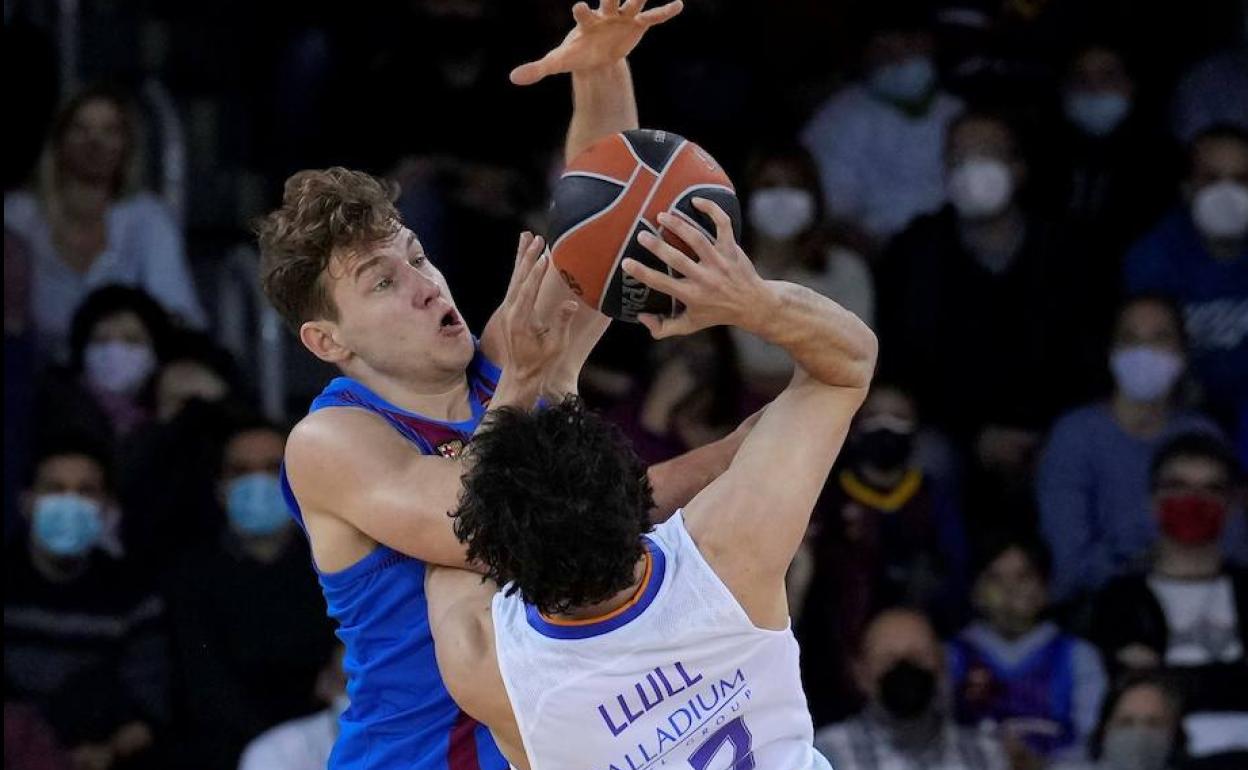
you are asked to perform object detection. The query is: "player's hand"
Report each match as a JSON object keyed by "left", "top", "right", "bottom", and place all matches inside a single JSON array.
[
  {"left": 495, "top": 232, "right": 578, "bottom": 384},
  {"left": 510, "top": 0, "right": 684, "bottom": 86},
  {"left": 622, "top": 198, "right": 775, "bottom": 339}
]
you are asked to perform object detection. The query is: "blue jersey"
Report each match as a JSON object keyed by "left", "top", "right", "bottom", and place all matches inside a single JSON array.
[{"left": 280, "top": 346, "right": 507, "bottom": 770}]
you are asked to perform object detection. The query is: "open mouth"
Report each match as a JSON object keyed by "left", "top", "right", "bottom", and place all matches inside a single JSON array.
[{"left": 439, "top": 309, "right": 462, "bottom": 329}]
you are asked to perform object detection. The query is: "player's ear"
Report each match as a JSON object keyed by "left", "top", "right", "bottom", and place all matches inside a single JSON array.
[{"left": 299, "top": 320, "right": 351, "bottom": 365}]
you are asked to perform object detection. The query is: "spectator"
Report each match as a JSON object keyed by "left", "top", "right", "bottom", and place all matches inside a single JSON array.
[
  {"left": 876, "top": 109, "right": 1097, "bottom": 521},
  {"left": 948, "top": 533, "right": 1107, "bottom": 764},
  {"left": 1090, "top": 434, "right": 1248, "bottom": 713},
  {"left": 605, "top": 328, "right": 747, "bottom": 465},
  {"left": 4, "top": 436, "right": 169, "bottom": 767},
  {"left": 1037, "top": 295, "right": 1232, "bottom": 603},
  {"left": 36, "top": 286, "right": 173, "bottom": 458},
  {"left": 800, "top": 8, "right": 963, "bottom": 245},
  {"left": 1124, "top": 124, "right": 1248, "bottom": 425},
  {"left": 796, "top": 384, "right": 969, "bottom": 725},
  {"left": 4, "top": 701, "right": 72, "bottom": 770},
  {"left": 732, "top": 143, "right": 875, "bottom": 397},
  {"left": 815, "top": 608, "right": 1008, "bottom": 769},
  {"left": 1171, "top": 48, "right": 1248, "bottom": 145},
  {"left": 1053, "top": 674, "right": 1187, "bottom": 770},
  {"left": 237, "top": 646, "right": 346, "bottom": 770},
  {"left": 165, "top": 416, "right": 335, "bottom": 770},
  {"left": 1037, "top": 41, "right": 1180, "bottom": 294},
  {"left": 3, "top": 84, "right": 205, "bottom": 362},
  {"left": 118, "top": 332, "right": 250, "bottom": 567}
]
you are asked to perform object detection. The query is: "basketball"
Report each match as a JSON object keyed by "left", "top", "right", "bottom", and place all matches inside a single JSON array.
[{"left": 548, "top": 128, "right": 742, "bottom": 323}]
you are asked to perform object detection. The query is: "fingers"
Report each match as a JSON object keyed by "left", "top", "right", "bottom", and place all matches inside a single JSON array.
[
  {"left": 572, "top": 1, "right": 596, "bottom": 25},
  {"left": 550, "top": 299, "right": 579, "bottom": 349},
  {"left": 691, "top": 197, "right": 735, "bottom": 253},
  {"left": 621, "top": 257, "right": 685, "bottom": 300},
  {"left": 657, "top": 210, "right": 720, "bottom": 267},
  {"left": 637, "top": 312, "right": 697, "bottom": 339},
  {"left": 637, "top": 230, "right": 700, "bottom": 277},
  {"left": 504, "top": 232, "right": 534, "bottom": 302},
  {"left": 620, "top": 0, "right": 645, "bottom": 14},
  {"left": 636, "top": 313, "right": 664, "bottom": 337},
  {"left": 598, "top": 0, "right": 620, "bottom": 15},
  {"left": 513, "top": 252, "right": 551, "bottom": 319},
  {"left": 638, "top": 0, "right": 683, "bottom": 25}
]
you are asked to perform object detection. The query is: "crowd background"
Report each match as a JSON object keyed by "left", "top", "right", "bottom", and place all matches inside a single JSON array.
[{"left": 4, "top": 1, "right": 1247, "bottom": 769}]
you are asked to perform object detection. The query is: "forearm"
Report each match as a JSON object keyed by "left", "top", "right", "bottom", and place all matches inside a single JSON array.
[
  {"left": 647, "top": 408, "right": 762, "bottom": 521},
  {"left": 566, "top": 60, "right": 638, "bottom": 162},
  {"left": 751, "top": 281, "right": 877, "bottom": 390}
]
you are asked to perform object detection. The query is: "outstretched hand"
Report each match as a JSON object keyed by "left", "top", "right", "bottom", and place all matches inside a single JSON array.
[
  {"left": 510, "top": 0, "right": 684, "bottom": 86},
  {"left": 495, "top": 232, "right": 579, "bottom": 384},
  {"left": 622, "top": 198, "right": 773, "bottom": 339}
]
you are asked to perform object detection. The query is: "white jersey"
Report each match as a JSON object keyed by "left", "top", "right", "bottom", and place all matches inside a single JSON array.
[{"left": 492, "top": 513, "right": 828, "bottom": 770}]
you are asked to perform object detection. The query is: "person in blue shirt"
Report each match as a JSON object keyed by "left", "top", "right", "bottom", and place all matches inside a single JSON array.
[
  {"left": 1124, "top": 124, "right": 1248, "bottom": 428},
  {"left": 1036, "top": 295, "right": 1237, "bottom": 604},
  {"left": 254, "top": 4, "right": 758, "bottom": 768},
  {"left": 948, "top": 532, "right": 1107, "bottom": 765}
]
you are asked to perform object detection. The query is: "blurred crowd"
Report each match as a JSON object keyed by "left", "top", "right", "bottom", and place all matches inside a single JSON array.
[{"left": 4, "top": 1, "right": 1247, "bottom": 769}]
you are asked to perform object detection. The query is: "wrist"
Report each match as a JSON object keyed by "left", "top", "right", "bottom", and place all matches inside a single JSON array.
[
  {"left": 493, "top": 369, "right": 543, "bottom": 410},
  {"left": 741, "top": 280, "right": 788, "bottom": 340}
]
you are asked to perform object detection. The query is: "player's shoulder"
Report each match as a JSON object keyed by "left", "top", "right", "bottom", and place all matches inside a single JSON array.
[{"left": 286, "top": 407, "right": 410, "bottom": 481}]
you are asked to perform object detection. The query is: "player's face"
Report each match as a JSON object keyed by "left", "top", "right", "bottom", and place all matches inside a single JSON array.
[{"left": 323, "top": 228, "right": 474, "bottom": 382}]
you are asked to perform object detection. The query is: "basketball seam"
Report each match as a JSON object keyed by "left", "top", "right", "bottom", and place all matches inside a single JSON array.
[
  {"left": 597, "top": 139, "right": 690, "bottom": 318},
  {"left": 668, "top": 184, "right": 737, "bottom": 239},
  {"left": 550, "top": 164, "right": 644, "bottom": 255},
  {"left": 560, "top": 170, "right": 627, "bottom": 187}
]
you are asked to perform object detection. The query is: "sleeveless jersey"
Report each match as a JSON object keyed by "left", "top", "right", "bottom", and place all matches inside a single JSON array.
[
  {"left": 492, "top": 514, "right": 828, "bottom": 770},
  {"left": 948, "top": 629, "right": 1077, "bottom": 757},
  {"left": 280, "top": 346, "right": 507, "bottom": 770}
]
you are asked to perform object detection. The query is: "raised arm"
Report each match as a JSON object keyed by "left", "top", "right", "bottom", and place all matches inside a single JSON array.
[
  {"left": 286, "top": 238, "right": 577, "bottom": 572},
  {"left": 623, "top": 199, "right": 878, "bottom": 628},
  {"left": 483, "top": 0, "right": 683, "bottom": 393}
]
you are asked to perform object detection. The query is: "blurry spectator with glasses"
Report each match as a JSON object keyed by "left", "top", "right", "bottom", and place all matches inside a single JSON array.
[{"left": 1090, "top": 434, "right": 1248, "bottom": 713}]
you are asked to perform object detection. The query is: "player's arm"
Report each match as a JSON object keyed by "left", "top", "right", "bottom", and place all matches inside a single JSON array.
[
  {"left": 424, "top": 567, "right": 528, "bottom": 765},
  {"left": 623, "top": 200, "right": 878, "bottom": 629},
  {"left": 483, "top": 0, "right": 683, "bottom": 388},
  {"left": 287, "top": 239, "right": 577, "bottom": 572}
]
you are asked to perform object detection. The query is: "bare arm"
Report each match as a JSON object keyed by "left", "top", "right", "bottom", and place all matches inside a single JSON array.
[
  {"left": 424, "top": 567, "right": 527, "bottom": 766},
  {"left": 623, "top": 199, "right": 877, "bottom": 628},
  {"left": 646, "top": 407, "right": 762, "bottom": 521}
]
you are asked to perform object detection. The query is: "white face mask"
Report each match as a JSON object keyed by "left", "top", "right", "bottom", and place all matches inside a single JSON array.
[
  {"left": 1064, "top": 90, "right": 1132, "bottom": 137},
  {"left": 748, "top": 187, "right": 816, "bottom": 241},
  {"left": 869, "top": 55, "right": 937, "bottom": 105},
  {"left": 84, "top": 341, "right": 156, "bottom": 395},
  {"left": 1110, "top": 345, "right": 1184, "bottom": 402},
  {"left": 948, "top": 157, "right": 1015, "bottom": 220},
  {"left": 1192, "top": 179, "right": 1248, "bottom": 241}
]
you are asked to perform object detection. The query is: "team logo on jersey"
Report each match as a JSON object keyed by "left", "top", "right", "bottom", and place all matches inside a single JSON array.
[{"left": 437, "top": 439, "right": 465, "bottom": 459}]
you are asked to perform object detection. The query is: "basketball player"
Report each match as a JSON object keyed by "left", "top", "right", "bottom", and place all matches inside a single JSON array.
[
  {"left": 426, "top": 198, "right": 878, "bottom": 770},
  {"left": 256, "top": 3, "right": 760, "bottom": 768}
]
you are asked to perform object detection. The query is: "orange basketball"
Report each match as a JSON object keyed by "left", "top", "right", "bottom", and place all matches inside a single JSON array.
[{"left": 548, "top": 129, "right": 741, "bottom": 322}]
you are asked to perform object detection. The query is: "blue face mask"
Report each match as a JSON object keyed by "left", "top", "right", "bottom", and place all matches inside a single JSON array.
[
  {"left": 1064, "top": 90, "right": 1131, "bottom": 137},
  {"left": 32, "top": 494, "right": 104, "bottom": 557},
  {"left": 869, "top": 55, "right": 936, "bottom": 106},
  {"left": 226, "top": 473, "right": 289, "bottom": 537}
]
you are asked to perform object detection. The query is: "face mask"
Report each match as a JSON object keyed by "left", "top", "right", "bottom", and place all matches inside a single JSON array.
[
  {"left": 84, "top": 341, "right": 156, "bottom": 395},
  {"left": 869, "top": 56, "right": 936, "bottom": 105},
  {"left": 226, "top": 473, "right": 290, "bottom": 537},
  {"left": 1192, "top": 180, "right": 1248, "bottom": 241},
  {"left": 1064, "top": 90, "right": 1132, "bottom": 137},
  {"left": 749, "top": 187, "right": 816, "bottom": 241},
  {"left": 878, "top": 660, "right": 937, "bottom": 720},
  {"left": 1158, "top": 493, "right": 1228, "bottom": 545},
  {"left": 856, "top": 427, "right": 916, "bottom": 470},
  {"left": 1110, "top": 346, "right": 1184, "bottom": 402},
  {"left": 1101, "top": 724, "right": 1172, "bottom": 770},
  {"left": 948, "top": 157, "right": 1014, "bottom": 220},
  {"left": 32, "top": 493, "right": 104, "bottom": 557}
]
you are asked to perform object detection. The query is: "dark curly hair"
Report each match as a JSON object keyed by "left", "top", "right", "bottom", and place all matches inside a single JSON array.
[{"left": 452, "top": 396, "right": 655, "bottom": 615}]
